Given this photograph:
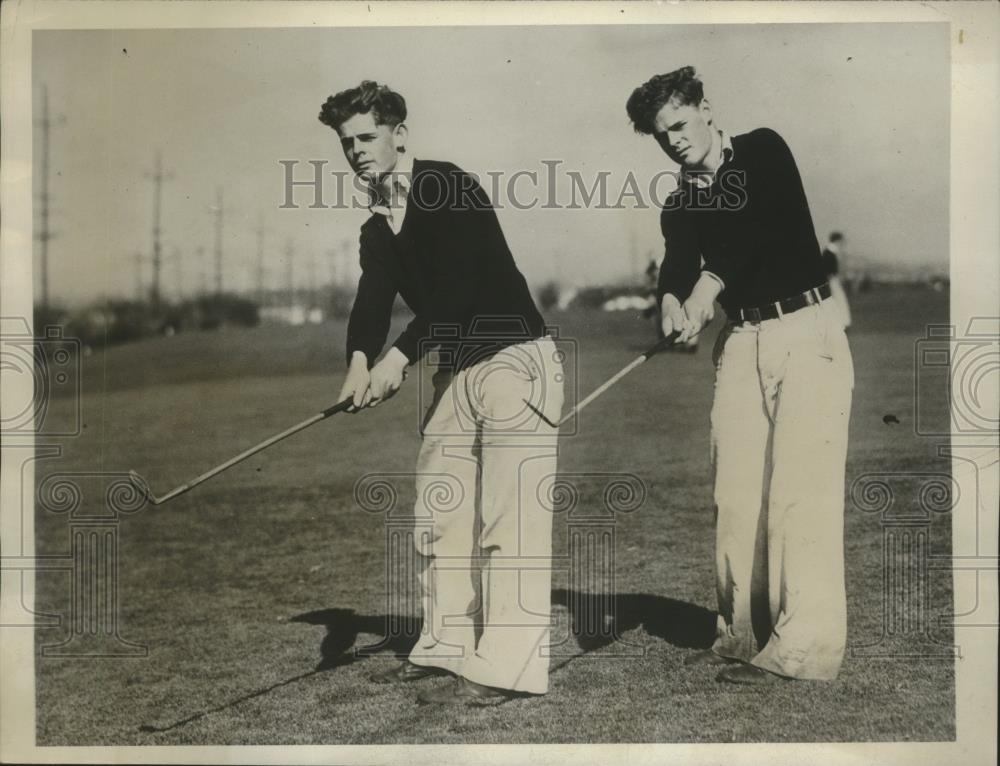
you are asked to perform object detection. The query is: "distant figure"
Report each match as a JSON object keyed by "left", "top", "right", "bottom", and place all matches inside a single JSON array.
[
  {"left": 645, "top": 257, "right": 659, "bottom": 293},
  {"left": 821, "top": 232, "right": 852, "bottom": 329},
  {"left": 643, "top": 258, "right": 661, "bottom": 327}
]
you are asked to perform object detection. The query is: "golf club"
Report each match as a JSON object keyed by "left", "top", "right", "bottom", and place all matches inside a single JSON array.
[
  {"left": 557, "top": 329, "right": 682, "bottom": 426},
  {"left": 521, "top": 329, "right": 687, "bottom": 427},
  {"left": 132, "top": 329, "right": 688, "bottom": 504},
  {"left": 129, "top": 397, "right": 354, "bottom": 506}
]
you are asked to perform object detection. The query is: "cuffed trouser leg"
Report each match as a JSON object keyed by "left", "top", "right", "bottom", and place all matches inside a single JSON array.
[
  {"left": 410, "top": 339, "right": 563, "bottom": 693},
  {"left": 710, "top": 324, "right": 772, "bottom": 662},
  {"left": 460, "top": 438, "right": 557, "bottom": 693},
  {"left": 710, "top": 302, "right": 853, "bottom": 679},
  {"left": 751, "top": 304, "right": 853, "bottom": 680},
  {"left": 461, "top": 340, "right": 562, "bottom": 694},
  {"left": 409, "top": 373, "right": 480, "bottom": 675}
]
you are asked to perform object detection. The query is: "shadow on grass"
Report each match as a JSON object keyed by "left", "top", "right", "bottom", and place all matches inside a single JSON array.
[
  {"left": 139, "top": 609, "right": 410, "bottom": 733},
  {"left": 551, "top": 589, "right": 715, "bottom": 651},
  {"left": 137, "top": 667, "right": 325, "bottom": 734},
  {"left": 137, "top": 592, "right": 714, "bottom": 733},
  {"left": 136, "top": 608, "right": 416, "bottom": 734},
  {"left": 295, "top": 591, "right": 715, "bottom": 669},
  {"left": 291, "top": 607, "right": 420, "bottom": 666},
  {"left": 548, "top": 589, "right": 715, "bottom": 674}
]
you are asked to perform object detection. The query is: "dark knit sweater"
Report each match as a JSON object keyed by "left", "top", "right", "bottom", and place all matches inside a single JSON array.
[
  {"left": 657, "top": 128, "right": 827, "bottom": 314},
  {"left": 346, "top": 159, "right": 545, "bottom": 370}
]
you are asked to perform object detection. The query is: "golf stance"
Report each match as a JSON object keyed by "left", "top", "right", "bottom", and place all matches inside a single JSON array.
[
  {"left": 320, "top": 81, "right": 563, "bottom": 703},
  {"left": 626, "top": 67, "right": 854, "bottom": 683}
]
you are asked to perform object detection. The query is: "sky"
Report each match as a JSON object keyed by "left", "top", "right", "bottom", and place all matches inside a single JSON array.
[{"left": 32, "top": 23, "right": 950, "bottom": 306}]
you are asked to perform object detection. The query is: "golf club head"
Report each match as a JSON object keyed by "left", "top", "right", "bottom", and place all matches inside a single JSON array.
[{"left": 128, "top": 470, "right": 157, "bottom": 506}]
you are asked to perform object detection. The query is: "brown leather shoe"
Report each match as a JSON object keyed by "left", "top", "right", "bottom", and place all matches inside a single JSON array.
[
  {"left": 683, "top": 649, "right": 740, "bottom": 667},
  {"left": 417, "top": 677, "right": 522, "bottom": 705},
  {"left": 716, "top": 663, "right": 789, "bottom": 685},
  {"left": 369, "top": 661, "right": 449, "bottom": 685}
]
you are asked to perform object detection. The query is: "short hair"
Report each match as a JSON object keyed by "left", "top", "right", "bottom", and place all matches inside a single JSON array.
[
  {"left": 626, "top": 66, "right": 704, "bottom": 135},
  {"left": 829, "top": 231, "right": 844, "bottom": 243},
  {"left": 318, "top": 80, "right": 407, "bottom": 132}
]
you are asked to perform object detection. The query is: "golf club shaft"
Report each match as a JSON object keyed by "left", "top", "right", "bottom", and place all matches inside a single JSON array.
[
  {"left": 558, "top": 330, "right": 680, "bottom": 427},
  {"left": 152, "top": 398, "right": 354, "bottom": 504}
]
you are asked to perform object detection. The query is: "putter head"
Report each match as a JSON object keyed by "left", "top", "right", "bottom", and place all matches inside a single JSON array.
[{"left": 128, "top": 470, "right": 157, "bottom": 506}]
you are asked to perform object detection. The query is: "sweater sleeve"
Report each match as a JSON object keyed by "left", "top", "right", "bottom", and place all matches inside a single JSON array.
[
  {"left": 657, "top": 205, "right": 702, "bottom": 304},
  {"left": 755, "top": 128, "right": 813, "bottom": 216},
  {"left": 345, "top": 226, "right": 397, "bottom": 367}
]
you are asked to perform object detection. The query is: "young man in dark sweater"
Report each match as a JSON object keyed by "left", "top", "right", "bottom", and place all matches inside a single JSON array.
[
  {"left": 319, "top": 81, "right": 563, "bottom": 704},
  {"left": 627, "top": 67, "right": 854, "bottom": 684}
]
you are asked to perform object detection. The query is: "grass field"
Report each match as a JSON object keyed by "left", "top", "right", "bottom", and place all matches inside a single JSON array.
[{"left": 32, "top": 286, "right": 955, "bottom": 744}]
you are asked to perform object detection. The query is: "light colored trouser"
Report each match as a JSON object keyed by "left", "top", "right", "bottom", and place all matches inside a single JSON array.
[
  {"left": 710, "top": 300, "right": 854, "bottom": 680},
  {"left": 408, "top": 337, "right": 563, "bottom": 694}
]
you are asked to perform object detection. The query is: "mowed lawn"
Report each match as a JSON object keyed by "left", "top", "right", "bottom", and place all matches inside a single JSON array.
[{"left": 33, "top": 287, "right": 955, "bottom": 744}]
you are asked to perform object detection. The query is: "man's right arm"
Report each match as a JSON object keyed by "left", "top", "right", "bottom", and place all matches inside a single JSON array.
[
  {"left": 658, "top": 208, "right": 702, "bottom": 338},
  {"left": 340, "top": 229, "right": 397, "bottom": 410}
]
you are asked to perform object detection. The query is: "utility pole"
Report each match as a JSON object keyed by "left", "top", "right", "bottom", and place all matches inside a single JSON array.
[
  {"left": 255, "top": 216, "right": 266, "bottom": 306},
  {"left": 307, "top": 249, "right": 318, "bottom": 308},
  {"left": 35, "top": 85, "right": 64, "bottom": 311},
  {"left": 195, "top": 246, "right": 208, "bottom": 298},
  {"left": 553, "top": 249, "right": 564, "bottom": 286},
  {"left": 285, "top": 240, "right": 296, "bottom": 306},
  {"left": 133, "top": 252, "right": 146, "bottom": 301},
  {"left": 326, "top": 247, "right": 340, "bottom": 285},
  {"left": 212, "top": 188, "right": 224, "bottom": 295},
  {"left": 338, "top": 238, "right": 352, "bottom": 286},
  {"left": 170, "top": 245, "right": 184, "bottom": 302},
  {"left": 629, "top": 226, "right": 640, "bottom": 286},
  {"left": 144, "top": 151, "right": 173, "bottom": 306}
]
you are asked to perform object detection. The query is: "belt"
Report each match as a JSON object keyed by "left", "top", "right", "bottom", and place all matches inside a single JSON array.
[{"left": 730, "top": 283, "right": 832, "bottom": 324}]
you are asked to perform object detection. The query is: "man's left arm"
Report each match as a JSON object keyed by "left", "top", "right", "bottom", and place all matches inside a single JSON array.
[
  {"left": 679, "top": 271, "right": 723, "bottom": 343},
  {"left": 754, "top": 128, "right": 815, "bottom": 221}
]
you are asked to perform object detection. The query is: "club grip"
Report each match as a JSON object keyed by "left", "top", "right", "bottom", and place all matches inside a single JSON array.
[
  {"left": 643, "top": 330, "right": 682, "bottom": 359},
  {"left": 321, "top": 398, "right": 356, "bottom": 418}
]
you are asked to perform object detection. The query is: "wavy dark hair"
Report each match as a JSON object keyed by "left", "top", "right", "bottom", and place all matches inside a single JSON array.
[
  {"left": 626, "top": 66, "right": 704, "bottom": 135},
  {"left": 319, "top": 80, "right": 407, "bottom": 131}
]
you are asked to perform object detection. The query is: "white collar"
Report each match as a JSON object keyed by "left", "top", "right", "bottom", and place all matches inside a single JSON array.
[
  {"left": 369, "top": 153, "right": 414, "bottom": 213},
  {"left": 683, "top": 129, "right": 734, "bottom": 188}
]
